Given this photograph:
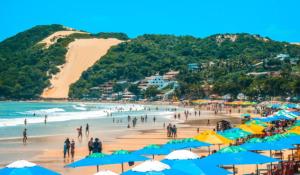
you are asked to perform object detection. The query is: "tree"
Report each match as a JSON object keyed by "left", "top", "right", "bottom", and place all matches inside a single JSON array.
[{"left": 144, "top": 86, "right": 160, "bottom": 99}]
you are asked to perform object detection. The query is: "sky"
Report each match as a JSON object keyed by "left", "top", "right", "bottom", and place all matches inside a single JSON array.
[{"left": 0, "top": 0, "right": 300, "bottom": 42}]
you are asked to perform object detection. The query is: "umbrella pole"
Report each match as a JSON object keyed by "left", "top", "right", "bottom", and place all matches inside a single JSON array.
[
  {"left": 269, "top": 150, "right": 273, "bottom": 175},
  {"left": 256, "top": 164, "right": 258, "bottom": 175},
  {"left": 233, "top": 165, "right": 235, "bottom": 175},
  {"left": 97, "top": 165, "right": 99, "bottom": 172},
  {"left": 218, "top": 144, "right": 221, "bottom": 150},
  {"left": 152, "top": 154, "right": 155, "bottom": 159},
  {"left": 121, "top": 163, "right": 124, "bottom": 173},
  {"left": 208, "top": 146, "right": 211, "bottom": 155}
]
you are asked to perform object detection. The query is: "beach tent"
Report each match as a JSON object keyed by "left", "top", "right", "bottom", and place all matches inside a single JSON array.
[
  {"left": 238, "top": 124, "right": 264, "bottom": 134},
  {"left": 133, "top": 144, "right": 170, "bottom": 159},
  {"left": 201, "top": 146, "right": 279, "bottom": 175},
  {"left": 121, "top": 160, "right": 188, "bottom": 175},
  {"left": 218, "top": 128, "right": 251, "bottom": 140},
  {"left": 194, "top": 130, "right": 233, "bottom": 145},
  {"left": 94, "top": 170, "right": 119, "bottom": 175},
  {"left": 162, "top": 150, "right": 232, "bottom": 175},
  {"left": 0, "top": 160, "right": 60, "bottom": 175}
]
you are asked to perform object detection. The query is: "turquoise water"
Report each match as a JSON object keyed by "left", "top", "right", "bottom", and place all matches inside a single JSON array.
[{"left": 0, "top": 101, "right": 178, "bottom": 139}]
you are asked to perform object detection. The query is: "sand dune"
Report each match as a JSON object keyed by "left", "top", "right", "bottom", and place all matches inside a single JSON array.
[
  {"left": 41, "top": 38, "right": 123, "bottom": 99},
  {"left": 39, "top": 30, "right": 87, "bottom": 48}
]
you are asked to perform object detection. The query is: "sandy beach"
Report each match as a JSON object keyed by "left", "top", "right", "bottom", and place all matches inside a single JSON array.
[{"left": 0, "top": 106, "right": 259, "bottom": 175}]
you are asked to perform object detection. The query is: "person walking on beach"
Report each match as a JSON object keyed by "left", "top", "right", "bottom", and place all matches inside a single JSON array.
[
  {"left": 70, "top": 140, "right": 75, "bottom": 161},
  {"left": 86, "top": 123, "right": 89, "bottom": 136},
  {"left": 63, "top": 142, "right": 67, "bottom": 159},
  {"left": 65, "top": 138, "right": 71, "bottom": 157},
  {"left": 23, "top": 128, "right": 27, "bottom": 144},
  {"left": 93, "top": 138, "right": 102, "bottom": 153},
  {"left": 167, "top": 123, "right": 171, "bottom": 137},
  {"left": 24, "top": 118, "right": 27, "bottom": 126},
  {"left": 88, "top": 137, "right": 93, "bottom": 155},
  {"left": 77, "top": 126, "right": 83, "bottom": 139},
  {"left": 173, "top": 125, "right": 177, "bottom": 138}
]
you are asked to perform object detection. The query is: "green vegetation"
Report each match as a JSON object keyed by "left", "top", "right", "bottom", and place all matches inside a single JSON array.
[
  {"left": 70, "top": 34, "right": 300, "bottom": 100},
  {"left": 0, "top": 25, "right": 93, "bottom": 99},
  {"left": 0, "top": 25, "right": 299, "bottom": 100}
]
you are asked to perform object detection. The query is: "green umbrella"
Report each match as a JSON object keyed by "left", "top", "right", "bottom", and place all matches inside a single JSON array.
[{"left": 219, "top": 128, "right": 251, "bottom": 140}]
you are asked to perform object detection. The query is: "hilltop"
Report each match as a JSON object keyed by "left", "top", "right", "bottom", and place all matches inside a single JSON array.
[{"left": 0, "top": 25, "right": 299, "bottom": 100}]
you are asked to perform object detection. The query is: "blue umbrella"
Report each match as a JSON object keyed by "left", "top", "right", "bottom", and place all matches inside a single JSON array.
[
  {"left": 104, "top": 150, "right": 149, "bottom": 172},
  {"left": 66, "top": 153, "right": 108, "bottom": 171},
  {"left": 133, "top": 144, "right": 170, "bottom": 159},
  {"left": 240, "top": 139, "right": 295, "bottom": 151},
  {"left": 0, "top": 160, "right": 60, "bottom": 175},
  {"left": 201, "top": 146, "right": 279, "bottom": 175},
  {"left": 163, "top": 139, "right": 210, "bottom": 150},
  {"left": 122, "top": 168, "right": 188, "bottom": 175},
  {"left": 162, "top": 159, "right": 232, "bottom": 175}
]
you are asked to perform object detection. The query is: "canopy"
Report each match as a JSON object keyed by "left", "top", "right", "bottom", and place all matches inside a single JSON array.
[
  {"left": 238, "top": 124, "right": 264, "bottom": 134},
  {"left": 194, "top": 130, "right": 233, "bottom": 145},
  {"left": 134, "top": 144, "right": 170, "bottom": 157},
  {"left": 94, "top": 170, "right": 119, "bottom": 175},
  {"left": 162, "top": 159, "right": 232, "bottom": 175},
  {"left": 121, "top": 160, "right": 188, "bottom": 175},
  {"left": 66, "top": 153, "right": 108, "bottom": 168},
  {"left": 240, "top": 138, "right": 295, "bottom": 151},
  {"left": 201, "top": 146, "right": 279, "bottom": 165},
  {"left": 218, "top": 128, "right": 251, "bottom": 140},
  {"left": 163, "top": 138, "right": 210, "bottom": 150},
  {"left": 165, "top": 150, "right": 199, "bottom": 160},
  {"left": 245, "top": 120, "right": 269, "bottom": 127},
  {"left": 0, "top": 160, "right": 60, "bottom": 175}
]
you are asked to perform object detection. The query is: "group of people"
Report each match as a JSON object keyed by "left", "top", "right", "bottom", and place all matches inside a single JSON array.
[
  {"left": 166, "top": 123, "right": 177, "bottom": 138},
  {"left": 87, "top": 137, "right": 103, "bottom": 155},
  {"left": 63, "top": 138, "right": 76, "bottom": 160}
]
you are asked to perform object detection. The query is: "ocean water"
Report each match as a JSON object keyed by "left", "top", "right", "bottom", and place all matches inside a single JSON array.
[{"left": 0, "top": 101, "right": 179, "bottom": 139}]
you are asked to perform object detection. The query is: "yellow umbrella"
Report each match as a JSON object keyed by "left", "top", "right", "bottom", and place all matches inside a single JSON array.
[
  {"left": 194, "top": 130, "right": 234, "bottom": 145},
  {"left": 287, "top": 126, "right": 300, "bottom": 135},
  {"left": 238, "top": 124, "right": 264, "bottom": 134}
]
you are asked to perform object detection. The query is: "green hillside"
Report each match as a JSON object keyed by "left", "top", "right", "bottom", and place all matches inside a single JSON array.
[
  {"left": 0, "top": 25, "right": 299, "bottom": 100},
  {"left": 69, "top": 34, "right": 300, "bottom": 100}
]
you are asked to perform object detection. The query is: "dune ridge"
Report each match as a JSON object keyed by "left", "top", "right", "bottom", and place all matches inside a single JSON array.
[{"left": 41, "top": 38, "right": 123, "bottom": 99}]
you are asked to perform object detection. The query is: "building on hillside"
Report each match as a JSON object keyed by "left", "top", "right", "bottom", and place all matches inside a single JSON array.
[
  {"left": 99, "top": 82, "right": 114, "bottom": 99},
  {"left": 163, "top": 70, "right": 180, "bottom": 81},
  {"left": 122, "top": 89, "right": 136, "bottom": 101},
  {"left": 188, "top": 63, "right": 199, "bottom": 72},
  {"left": 275, "top": 54, "right": 290, "bottom": 61},
  {"left": 147, "top": 74, "right": 169, "bottom": 89}
]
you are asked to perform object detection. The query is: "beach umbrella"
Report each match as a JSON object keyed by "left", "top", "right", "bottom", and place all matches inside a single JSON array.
[
  {"left": 201, "top": 146, "right": 279, "bottom": 175},
  {"left": 0, "top": 160, "right": 60, "bottom": 175},
  {"left": 218, "top": 128, "right": 251, "bottom": 140},
  {"left": 238, "top": 124, "right": 264, "bottom": 134},
  {"left": 240, "top": 137, "right": 295, "bottom": 151},
  {"left": 162, "top": 159, "right": 232, "bottom": 175},
  {"left": 133, "top": 144, "right": 170, "bottom": 159},
  {"left": 94, "top": 170, "right": 119, "bottom": 175},
  {"left": 194, "top": 130, "right": 233, "bottom": 147},
  {"left": 287, "top": 126, "right": 300, "bottom": 135},
  {"left": 121, "top": 160, "right": 188, "bottom": 175},
  {"left": 245, "top": 120, "right": 269, "bottom": 127},
  {"left": 165, "top": 150, "right": 200, "bottom": 160},
  {"left": 163, "top": 138, "right": 210, "bottom": 150},
  {"left": 104, "top": 150, "right": 149, "bottom": 172},
  {"left": 162, "top": 149, "right": 232, "bottom": 175}
]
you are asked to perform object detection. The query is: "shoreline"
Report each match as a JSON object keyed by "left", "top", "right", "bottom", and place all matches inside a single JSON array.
[{"left": 0, "top": 107, "right": 246, "bottom": 174}]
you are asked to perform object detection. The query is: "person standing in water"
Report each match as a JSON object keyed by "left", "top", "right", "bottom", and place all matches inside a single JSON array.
[
  {"left": 153, "top": 116, "right": 156, "bottom": 123},
  {"left": 44, "top": 115, "right": 47, "bottom": 125},
  {"left": 23, "top": 128, "right": 27, "bottom": 144},
  {"left": 24, "top": 118, "right": 27, "bottom": 126},
  {"left": 85, "top": 123, "right": 89, "bottom": 136}
]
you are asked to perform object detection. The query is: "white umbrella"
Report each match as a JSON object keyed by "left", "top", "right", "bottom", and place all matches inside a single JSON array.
[
  {"left": 94, "top": 170, "right": 119, "bottom": 175},
  {"left": 132, "top": 160, "right": 170, "bottom": 172},
  {"left": 6, "top": 160, "right": 36, "bottom": 168},
  {"left": 165, "top": 150, "right": 199, "bottom": 160}
]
